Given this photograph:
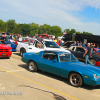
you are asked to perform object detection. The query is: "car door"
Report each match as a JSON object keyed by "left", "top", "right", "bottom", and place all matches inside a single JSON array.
[
  {"left": 75, "top": 47, "right": 85, "bottom": 60},
  {"left": 38, "top": 51, "right": 61, "bottom": 76},
  {"left": 28, "top": 40, "right": 44, "bottom": 52}
]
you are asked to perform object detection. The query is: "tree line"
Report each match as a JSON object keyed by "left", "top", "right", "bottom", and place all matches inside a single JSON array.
[{"left": 0, "top": 19, "right": 93, "bottom": 37}]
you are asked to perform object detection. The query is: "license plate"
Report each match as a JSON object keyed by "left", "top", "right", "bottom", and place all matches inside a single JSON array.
[{"left": 2, "top": 53, "right": 6, "bottom": 56}]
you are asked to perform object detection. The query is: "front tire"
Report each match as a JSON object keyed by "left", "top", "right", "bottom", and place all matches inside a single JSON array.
[
  {"left": 20, "top": 48, "right": 26, "bottom": 57},
  {"left": 69, "top": 73, "right": 83, "bottom": 87},
  {"left": 28, "top": 61, "right": 38, "bottom": 72}
]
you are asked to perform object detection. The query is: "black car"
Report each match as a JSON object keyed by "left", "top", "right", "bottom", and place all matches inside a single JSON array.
[{"left": 68, "top": 46, "right": 100, "bottom": 65}]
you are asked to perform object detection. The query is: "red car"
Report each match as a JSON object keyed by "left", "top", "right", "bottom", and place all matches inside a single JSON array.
[{"left": 0, "top": 44, "right": 12, "bottom": 58}]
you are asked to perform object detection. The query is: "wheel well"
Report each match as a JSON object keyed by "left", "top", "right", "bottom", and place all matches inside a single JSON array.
[
  {"left": 68, "top": 71, "right": 84, "bottom": 83},
  {"left": 20, "top": 47, "right": 25, "bottom": 51}
]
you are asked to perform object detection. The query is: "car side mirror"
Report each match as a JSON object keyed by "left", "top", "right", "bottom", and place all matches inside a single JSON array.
[{"left": 53, "top": 59, "right": 57, "bottom": 62}]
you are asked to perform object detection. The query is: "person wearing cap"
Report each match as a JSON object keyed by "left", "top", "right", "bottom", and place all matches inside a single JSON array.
[{"left": 83, "top": 43, "right": 92, "bottom": 64}]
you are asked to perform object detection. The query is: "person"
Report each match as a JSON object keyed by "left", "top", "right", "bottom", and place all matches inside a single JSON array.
[
  {"left": 19, "top": 35, "right": 22, "bottom": 41},
  {"left": 36, "top": 34, "right": 44, "bottom": 48},
  {"left": 83, "top": 43, "right": 92, "bottom": 64}
]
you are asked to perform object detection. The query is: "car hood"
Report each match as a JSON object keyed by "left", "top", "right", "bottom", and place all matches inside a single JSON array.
[
  {"left": 64, "top": 61, "right": 100, "bottom": 74},
  {"left": 0, "top": 44, "right": 11, "bottom": 49}
]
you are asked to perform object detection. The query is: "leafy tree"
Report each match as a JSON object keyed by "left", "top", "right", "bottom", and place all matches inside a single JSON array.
[
  {"left": 7, "top": 19, "right": 16, "bottom": 33},
  {"left": 38, "top": 24, "right": 51, "bottom": 35},
  {"left": 0, "top": 20, "right": 6, "bottom": 32},
  {"left": 19, "top": 24, "right": 30, "bottom": 36},
  {"left": 51, "top": 26, "right": 62, "bottom": 37},
  {"left": 30, "top": 23, "right": 39, "bottom": 35},
  {"left": 70, "top": 29, "right": 76, "bottom": 34},
  {"left": 64, "top": 29, "right": 70, "bottom": 34},
  {"left": 14, "top": 24, "right": 22, "bottom": 34},
  {"left": 76, "top": 31, "right": 82, "bottom": 34},
  {"left": 83, "top": 31, "right": 93, "bottom": 35}
]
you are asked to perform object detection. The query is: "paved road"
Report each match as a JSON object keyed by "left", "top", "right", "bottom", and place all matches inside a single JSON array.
[{"left": 0, "top": 52, "right": 100, "bottom": 100}]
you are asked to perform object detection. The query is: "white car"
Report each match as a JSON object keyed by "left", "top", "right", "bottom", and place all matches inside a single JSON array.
[{"left": 16, "top": 38, "right": 70, "bottom": 56}]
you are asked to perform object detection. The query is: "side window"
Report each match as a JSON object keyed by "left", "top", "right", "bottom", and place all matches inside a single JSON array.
[
  {"left": 35, "top": 40, "right": 44, "bottom": 49},
  {"left": 42, "top": 52, "right": 58, "bottom": 61},
  {"left": 76, "top": 48, "right": 84, "bottom": 53}
]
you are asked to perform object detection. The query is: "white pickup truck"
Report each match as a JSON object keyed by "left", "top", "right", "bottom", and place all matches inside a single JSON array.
[{"left": 16, "top": 38, "right": 70, "bottom": 56}]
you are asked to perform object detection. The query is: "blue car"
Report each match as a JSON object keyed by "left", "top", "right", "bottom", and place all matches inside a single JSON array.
[
  {"left": 5, "top": 36, "right": 16, "bottom": 52},
  {"left": 21, "top": 50, "right": 100, "bottom": 87}
]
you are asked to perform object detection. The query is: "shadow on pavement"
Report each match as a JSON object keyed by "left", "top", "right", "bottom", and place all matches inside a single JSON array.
[{"left": 18, "top": 64, "right": 100, "bottom": 90}]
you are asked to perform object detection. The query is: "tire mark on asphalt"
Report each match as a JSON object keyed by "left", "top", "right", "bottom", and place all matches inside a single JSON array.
[{"left": 18, "top": 85, "right": 67, "bottom": 100}]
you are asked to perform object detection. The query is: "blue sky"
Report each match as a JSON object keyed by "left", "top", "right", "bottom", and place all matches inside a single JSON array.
[{"left": 0, "top": 0, "right": 100, "bottom": 35}]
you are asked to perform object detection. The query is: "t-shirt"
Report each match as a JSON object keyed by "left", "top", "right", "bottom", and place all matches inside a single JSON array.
[
  {"left": 37, "top": 37, "right": 43, "bottom": 43},
  {"left": 86, "top": 47, "right": 91, "bottom": 57}
]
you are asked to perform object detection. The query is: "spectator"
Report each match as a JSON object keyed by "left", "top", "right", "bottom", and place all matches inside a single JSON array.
[
  {"left": 19, "top": 35, "right": 22, "bottom": 41},
  {"left": 36, "top": 34, "right": 44, "bottom": 48},
  {"left": 83, "top": 43, "right": 92, "bottom": 64}
]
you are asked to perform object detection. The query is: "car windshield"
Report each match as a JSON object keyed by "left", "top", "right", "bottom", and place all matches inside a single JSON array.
[
  {"left": 44, "top": 41, "right": 60, "bottom": 48},
  {"left": 59, "top": 53, "right": 78, "bottom": 62}
]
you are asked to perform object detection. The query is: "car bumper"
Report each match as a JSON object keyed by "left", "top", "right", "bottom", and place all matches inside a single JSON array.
[
  {"left": 0, "top": 52, "right": 12, "bottom": 57},
  {"left": 12, "top": 48, "right": 16, "bottom": 52}
]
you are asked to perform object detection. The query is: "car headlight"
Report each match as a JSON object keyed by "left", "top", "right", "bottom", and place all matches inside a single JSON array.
[
  {"left": 94, "top": 74, "right": 97, "bottom": 80},
  {"left": 94, "top": 74, "right": 100, "bottom": 80}
]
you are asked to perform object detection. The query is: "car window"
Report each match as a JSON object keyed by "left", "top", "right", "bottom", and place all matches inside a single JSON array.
[
  {"left": 76, "top": 47, "right": 85, "bottom": 53},
  {"left": 44, "top": 41, "right": 60, "bottom": 48},
  {"left": 59, "top": 53, "right": 78, "bottom": 62},
  {"left": 42, "top": 52, "right": 58, "bottom": 61},
  {"left": 34, "top": 40, "right": 44, "bottom": 48}
]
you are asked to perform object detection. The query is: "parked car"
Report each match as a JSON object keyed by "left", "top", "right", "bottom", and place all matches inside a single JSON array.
[
  {"left": 68, "top": 46, "right": 100, "bottom": 66},
  {"left": 16, "top": 38, "right": 68, "bottom": 56},
  {"left": 0, "top": 43, "right": 12, "bottom": 58},
  {"left": 5, "top": 36, "right": 17, "bottom": 52},
  {"left": 22, "top": 50, "right": 100, "bottom": 87}
]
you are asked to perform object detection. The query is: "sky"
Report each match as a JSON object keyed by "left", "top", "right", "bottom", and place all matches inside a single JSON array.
[{"left": 0, "top": 0, "right": 100, "bottom": 35}]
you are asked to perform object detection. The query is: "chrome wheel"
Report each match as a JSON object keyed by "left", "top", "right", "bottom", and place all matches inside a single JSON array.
[
  {"left": 69, "top": 73, "right": 83, "bottom": 87},
  {"left": 28, "top": 61, "right": 37, "bottom": 72}
]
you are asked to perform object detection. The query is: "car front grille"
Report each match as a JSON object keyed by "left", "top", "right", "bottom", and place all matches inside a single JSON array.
[{"left": 0, "top": 49, "right": 9, "bottom": 52}]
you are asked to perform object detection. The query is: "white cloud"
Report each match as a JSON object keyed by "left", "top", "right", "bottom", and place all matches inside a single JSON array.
[{"left": 1, "top": 0, "right": 100, "bottom": 35}]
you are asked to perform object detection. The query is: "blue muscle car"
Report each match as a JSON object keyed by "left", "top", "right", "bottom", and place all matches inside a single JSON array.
[{"left": 21, "top": 50, "right": 100, "bottom": 87}]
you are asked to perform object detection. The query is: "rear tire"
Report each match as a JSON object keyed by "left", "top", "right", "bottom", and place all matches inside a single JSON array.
[
  {"left": 69, "top": 72, "right": 83, "bottom": 87},
  {"left": 28, "top": 61, "right": 38, "bottom": 72}
]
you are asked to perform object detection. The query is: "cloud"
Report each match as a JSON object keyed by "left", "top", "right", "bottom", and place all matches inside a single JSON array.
[{"left": 1, "top": 0, "right": 100, "bottom": 35}]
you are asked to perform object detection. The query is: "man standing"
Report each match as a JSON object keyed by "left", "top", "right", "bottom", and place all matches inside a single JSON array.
[
  {"left": 37, "top": 34, "right": 44, "bottom": 48},
  {"left": 83, "top": 43, "right": 92, "bottom": 64}
]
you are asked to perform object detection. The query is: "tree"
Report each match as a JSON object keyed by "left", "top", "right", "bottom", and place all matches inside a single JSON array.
[
  {"left": 83, "top": 31, "right": 93, "bottom": 35},
  {"left": 30, "top": 23, "right": 39, "bottom": 35},
  {"left": 0, "top": 20, "right": 6, "bottom": 32},
  {"left": 70, "top": 29, "right": 76, "bottom": 34},
  {"left": 38, "top": 24, "right": 51, "bottom": 35},
  {"left": 64, "top": 29, "right": 70, "bottom": 34},
  {"left": 14, "top": 24, "right": 22, "bottom": 34},
  {"left": 51, "top": 26, "right": 62, "bottom": 37},
  {"left": 19, "top": 24, "right": 30, "bottom": 36},
  {"left": 7, "top": 19, "right": 16, "bottom": 33}
]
